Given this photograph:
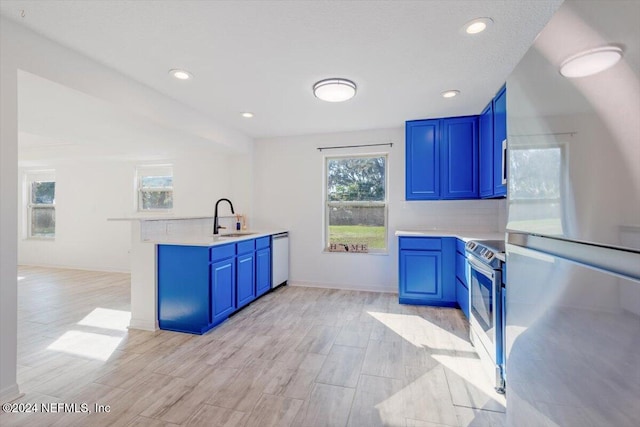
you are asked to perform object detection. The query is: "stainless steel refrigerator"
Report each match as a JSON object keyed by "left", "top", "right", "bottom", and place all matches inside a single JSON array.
[{"left": 505, "top": 1, "right": 640, "bottom": 426}]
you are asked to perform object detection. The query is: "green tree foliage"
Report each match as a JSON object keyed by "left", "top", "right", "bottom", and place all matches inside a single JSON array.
[
  {"left": 327, "top": 156, "right": 385, "bottom": 201},
  {"left": 32, "top": 181, "right": 55, "bottom": 204}
]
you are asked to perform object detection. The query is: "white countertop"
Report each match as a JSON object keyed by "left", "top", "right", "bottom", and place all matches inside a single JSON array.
[
  {"left": 143, "top": 229, "right": 287, "bottom": 247},
  {"left": 395, "top": 230, "right": 505, "bottom": 242},
  {"left": 108, "top": 215, "right": 214, "bottom": 221}
]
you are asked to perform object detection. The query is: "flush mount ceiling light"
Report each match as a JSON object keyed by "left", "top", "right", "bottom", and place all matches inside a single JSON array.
[
  {"left": 559, "top": 46, "right": 623, "bottom": 78},
  {"left": 313, "top": 78, "right": 357, "bottom": 102},
  {"left": 441, "top": 90, "right": 460, "bottom": 98},
  {"left": 241, "top": 112, "right": 254, "bottom": 118},
  {"left": 169, "top": 69, "right": 193, "bottom": 80},
  {"left": 464, "top": 17, "right": 493, "bottom": 35}
]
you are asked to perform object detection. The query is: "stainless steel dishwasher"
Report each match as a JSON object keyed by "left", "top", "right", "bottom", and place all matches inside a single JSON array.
[{"left": 271, "top": 232, "right": 289, "bottom": 288}]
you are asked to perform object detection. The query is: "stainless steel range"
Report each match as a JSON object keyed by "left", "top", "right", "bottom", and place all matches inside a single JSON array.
[{"left": 465, "top": 239, "right": 506, "bottom": 394}]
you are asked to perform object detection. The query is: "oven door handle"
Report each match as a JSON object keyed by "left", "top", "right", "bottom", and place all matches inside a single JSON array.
[{"left": 467, "top": 254, "right": 496, "bottom": 279}]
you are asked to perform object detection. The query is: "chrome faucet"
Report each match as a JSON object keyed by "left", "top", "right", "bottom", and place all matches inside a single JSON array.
[{"left": 213, "top": 198, "right": 235, "bottom": 235}]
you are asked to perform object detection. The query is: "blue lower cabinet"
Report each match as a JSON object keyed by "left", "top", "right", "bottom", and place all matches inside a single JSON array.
[
  {"left": 211, "top": 258, "right": 236, "bottom": 326},
  {"left": 455, "top": 239, "right": 470, "bottom": 318},
  {"left": 158, "top": 236, "right": 274, "bottom": 334},
  {"left": 158, "top": 245, "right": 211, "bottom": 334},
  {"left": 236, "top": 252, "right": 256, "bottom": 309},
  {"left": 399, "top": 237, "right": 456, "bottom": 306},
  {"left": 256, "top": 247, "right": 271, "bottom": 297},
  {"left": 456, "top": 278, "right": 469, "bottom": 318}
]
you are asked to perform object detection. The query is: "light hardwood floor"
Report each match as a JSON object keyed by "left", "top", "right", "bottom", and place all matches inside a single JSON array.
[{"left": 2, "top": 266, "right": 505, "bottom": 427}]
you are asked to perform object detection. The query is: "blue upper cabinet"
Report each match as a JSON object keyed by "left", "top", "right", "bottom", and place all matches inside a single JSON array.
[
  {"left": 406, "top": 117, "right": 478, "bottom": 200},
  {"left": 441, "top": 116, "right": 479, "bottom": 199},
  {"left": 406, "top": 120, "right": 440, "bottom": 200},
  {"left": 493, "top": 85, "right": 507, "bottom": 197},
  {"left": 478, "top": 85, "right": 507, "bottom": 199},
  {"left": 479, "top": 103, "right": 494, "bottom": 198}
]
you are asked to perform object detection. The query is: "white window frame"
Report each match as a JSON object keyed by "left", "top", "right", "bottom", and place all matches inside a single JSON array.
[
  {"left": 24, "top": 170, "right": 56, "bottom": 240},
  {"left": 135, "top": 164, "right": 174, "bottom": 212},
  {"left": 324, "top": 153, "right": 389, "bottom": 254}
]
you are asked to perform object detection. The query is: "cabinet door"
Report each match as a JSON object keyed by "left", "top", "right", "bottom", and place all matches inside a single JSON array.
[
  {"left": 256, "top": 248, "right": 271, "bottom": 297},
  {"left": 456, "top": 278, "right": 470, "bottom": 319},
  {"left": 211, "top": 258, "right": 236, "bottom": 324},
  {"left": 493, "top": 85, "right": 507, "bottom": 197},
  {"left": 236, "top": 252, "right": 255, "bottom": 309},
  {"left": 479, "top": 103, "right": 494, "bottom": 198},
  {"left": 406, "top": 120, "right": 440, "bottom": 200},
  {"left": 158, "top": 245, "right": 210, "bottom": 334},
  {"left": 399, "top": 249, "right": 442, "bottom": 303},
  {"left": 441, "top": 116, "right": 478, "bottom": 199}
]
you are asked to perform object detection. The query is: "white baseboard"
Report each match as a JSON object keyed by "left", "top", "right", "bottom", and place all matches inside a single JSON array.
[
  {"left": 128, "top": 318, "right": 158, "bottom": 332},
  {"left": 18, "top": 263, "right": 130, "bottom": 274},
  {"left": 289, "top": 280, "right": 397, "bottom": 294},
  {"left": 0, "top": 383, "right": 21, "bottom": 403}
]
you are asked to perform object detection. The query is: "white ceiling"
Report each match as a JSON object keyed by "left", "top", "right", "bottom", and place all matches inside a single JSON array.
[{"left": 1, "top": 0, "right": 563, "bottom": 140}]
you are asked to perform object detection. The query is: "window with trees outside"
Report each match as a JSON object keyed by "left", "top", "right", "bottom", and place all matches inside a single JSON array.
[
  {"left": 25, "top": 171, "right": 56, "bottom": 239},
  {"left": 325, "top": 155, "right": 387, "bottom": 253},
  {"left": 136, "top": 165, "right": 173, "bottom": 211}
]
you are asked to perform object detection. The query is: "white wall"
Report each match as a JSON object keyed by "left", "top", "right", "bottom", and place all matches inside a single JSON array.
[
  {"left": 18, "top": 150, "right": 253, "bottom": 272},
  {"left": 252, "top": 127, "right": 505, "bottom": 292},
  {"left": 1, "top": 16, "right": 254, "bottom": 400},
  {"left": 0, "top": 16, "right": 19, "bottom": 402}
]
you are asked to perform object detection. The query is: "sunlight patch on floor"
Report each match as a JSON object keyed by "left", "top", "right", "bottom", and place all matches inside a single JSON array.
[
  {"left": 367, "top": 311, "right": 470, "bottom": 351},
  {"left": 47, "top": 330, "right": 123, "bottom": 361},
  {"left": 432, "top": 353, "right": 506, "bottom": 409},
  {"left": 77, "top": 307, "right": 131, "bottom": 331}
]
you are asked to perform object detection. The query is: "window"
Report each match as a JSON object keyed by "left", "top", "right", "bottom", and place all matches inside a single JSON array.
[
  {"left": 509, "top": 145, "right": 565, "bottom": 235},
  {"left": 325, "top": 155, "right": 387, "bottom": 253},
  {"left": 136, "top": 165, "right": 173, "bottom": 211},
  {"left": 25, "top": 171, "right": 56, "bottom": 239}
]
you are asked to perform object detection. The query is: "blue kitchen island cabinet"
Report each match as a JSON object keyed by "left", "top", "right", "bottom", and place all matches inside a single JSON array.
[
  {"left": 406, "top": 116, "right": 478, "bottom": 200},
  {"left": 158, "top": 235, "right": 273, "bottom": 334},
  {"left": 157, "top": 245, "right": 212, "bottom": 334},
  {"left": 236, "top": 239, "right": 256, "bottom": 309},
  {"left": 211, "top": 257, "right": 236, "bottom": 325},
  {"left": 399, "top": 237, "right": 456, "bottom": 306},
  {"left": 256, "top": 237, "right": 272, "bottom": 297}
]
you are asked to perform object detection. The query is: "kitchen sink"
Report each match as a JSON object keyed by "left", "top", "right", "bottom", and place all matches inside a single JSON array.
[{"left": 219, "top": 232, "right": 257, "bottom": 238}]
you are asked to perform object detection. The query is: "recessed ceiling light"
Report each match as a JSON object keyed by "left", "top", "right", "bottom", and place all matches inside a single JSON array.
[
  {"left": 441, "top": 90, "right": 460, "bottom": 98},
  {"left": 169, "top": 69, "right": 193, "bottom": 80},
  {"left": 464, "top": 17, "right": 493, "bottom": 35},
  {"left": 313, "top": 78, "right": 357, "bottom": 102},
  {"left": 241, "top": 112, "right": 254, "bottom": 118},
  {"left": 559, "top": 46, "right": 623, "bottom": 78}
]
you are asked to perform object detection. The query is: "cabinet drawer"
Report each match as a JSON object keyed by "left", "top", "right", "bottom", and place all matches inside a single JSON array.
[
  {"left": 456, "top": 252, "right": 468, "bottom": 283},
  {"left": 237, "top": 239, "right": 255, "bottom": 255},
  {"left": 399, "top": 237, "right": 441, "bottom": 251},
  {"left": 456, "top": 238, "right": 466, "bottom": 254},
  {"left": 256, "top": 236, "right": 271, "bottom": 250},
  {"left": 210, "top": 244, "right": 236, "bottom": 262}
]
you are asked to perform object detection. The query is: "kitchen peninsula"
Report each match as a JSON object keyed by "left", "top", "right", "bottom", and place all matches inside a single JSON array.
[{"left": 108, "top": 215, "right": 286, "bottom": 332}]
